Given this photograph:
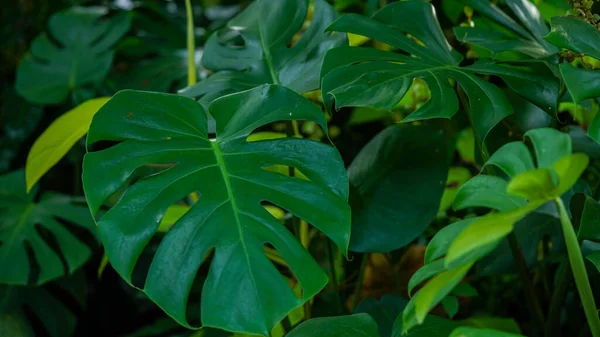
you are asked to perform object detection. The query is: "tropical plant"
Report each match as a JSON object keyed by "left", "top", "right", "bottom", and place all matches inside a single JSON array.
[{"left": 3, "top": 0, "right": 600, "bottom": 337}]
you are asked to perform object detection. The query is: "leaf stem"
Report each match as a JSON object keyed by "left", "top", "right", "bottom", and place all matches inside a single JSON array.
[
  {"left": 184, "top": 0, "right": 196, "bottom": 86},
  {"left": 351, "top": 253, "right": 369, "bottom": 310},
  {"left": 555, "top": 197, "right": 600, "bottom": 337}
]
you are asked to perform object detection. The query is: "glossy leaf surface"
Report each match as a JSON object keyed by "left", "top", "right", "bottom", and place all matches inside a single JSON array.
[
  {"left": 348, "top": 123, "right": 448, "bottom": 252},
  {"left": 0, "top": 170, "right": 97, "bottom": 285},
  {"left": 321, "top": 1, "right": 559, "bottom": 140},
  {"left": 455, "top": 0, "right": 559, "bottom": 58},
  {"left": 15, "top": 7, "right": 130, "bottom": 104},
  {"left": 180, "top": 0, "right": 345, "bottom": 104},
  {"left": 83, "top": 85, "right": 351, "bottom": 336}
]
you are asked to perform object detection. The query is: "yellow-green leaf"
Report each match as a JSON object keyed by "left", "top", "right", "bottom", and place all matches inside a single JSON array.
[
  {"left": 506, "top": 168, "right": 555, "bottom": 201},
  {"left": 25, "top": 97, "right": 110, "bottom": 191},
  {"left": 552, "top": 153, "right": 589, "bottom": 197}
]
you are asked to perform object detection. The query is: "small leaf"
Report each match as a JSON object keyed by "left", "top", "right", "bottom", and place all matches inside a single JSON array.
[
  {"left": 26, "top": 97, "right": 110, "bottom": 192},
  {"left": 425, "top": 218, "right": 476, "bottom": 264},
  {"left": 560, "top": 63, "right": 600, "bottom": 104},
  {"left": 403, "top": 263, "right": 473, "bottom": 331},
  {"left": 445, "top": 202, "right": 543, "bottom": 266},
  {"left": 449, "top": 327, "right": 525, "bottom": 337},
  {"left": 441, "top": 296, "right": 459, "bottom": 319},
  {"left": 484, "top": 142, "right": 535, "bottom": 178},
  {"left": 545, "top": 16, "right": 600, "bottom": 60},
  {"left": 454, "top": 175, "right": 527, "bottom": 212},
  {"left": 506, "top": 168, "right": 555, "bottom": 201},
  {"left": 551, "top": 153, "right": 589, "bottom": 197},
  {"left": 525, "top": 128, "right": 571, "bottom": 169},
  {"left": 286, "top": 314, "right": 381, "bottom": 337}
]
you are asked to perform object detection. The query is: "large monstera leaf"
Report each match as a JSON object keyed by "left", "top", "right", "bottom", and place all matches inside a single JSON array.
[
  {"left": 179, "top": 0, "right": 346, "bottom": 105},
  {"left": 0, "top": 170, "right": 97, "bottom": 285},
  {"left": 321, "top": 0, "right": 559, "bottom": 141},
  {"left": 15, "top": 7, "right": 131, "bottom": 104},
  {"left": 83, "top": 85, "right": 351, "bottom": 335}
]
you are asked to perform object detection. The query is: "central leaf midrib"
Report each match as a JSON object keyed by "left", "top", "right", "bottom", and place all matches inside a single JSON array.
[
  {"left": 258, "top": 23, "right": 280, "bottom": 85},
  {"left": 210, "top": 140, "right": 266, "bottom": 329}
]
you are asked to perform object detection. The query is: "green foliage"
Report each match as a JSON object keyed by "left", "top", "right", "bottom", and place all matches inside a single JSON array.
[
  {"left": 15, "top": 7, "right": 131, "bottom": 104},
  {"left": 0, "top": 170, "right": 97, "bottom": 285},
  {"left": 82, "top": 85, "right": 350, "bottom": 335},
  {"left": 6, "top": 0, "right": 600, "bottom": 336}
]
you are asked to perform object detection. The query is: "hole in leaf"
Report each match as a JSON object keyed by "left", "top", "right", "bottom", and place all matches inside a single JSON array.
[
  {"left": 54, "top": 216, "right": 98, "bottom": 249},
  {"left": 87, "top": 140, "right": 121, "bottom": 153},
  {"left": 35, "top": 223, "right": 68, "bottom": 276},
  {"left": 131, "top": 236, "right": 162, "bottom": 289},
  {"left": 24, "top": 240, "right": 40, "bottom": 285},
  {"left": 22, "top": 304, "right": 52, "bottom": 337},
  {"left": 185, "top": 248, "right": 215, "bottom": 326}
]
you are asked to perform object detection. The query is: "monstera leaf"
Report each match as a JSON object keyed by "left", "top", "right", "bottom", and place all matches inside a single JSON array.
[
  {"left": 454, "top": 0, "right": 560, "bottom": 59},
  {"left": 15, "top": 7, "right": 131, "bottom": 104},
  {"left": 82, "top": 85, "right": 351, "bottom": 336},
  {"left": 0, "top": 273, "right": 87, "bottom": 337},
  {"left": 179, "top": 0, "right": 346, "bottom": 105},
  {"left": 286, "top": 314, "right": 381, "bottom": 337},
  {"left": 321, "top": 0, "right": 559, "bottom": 141},
  {"left": 0, "top": 170, "right": 97, "bottom": 285}
]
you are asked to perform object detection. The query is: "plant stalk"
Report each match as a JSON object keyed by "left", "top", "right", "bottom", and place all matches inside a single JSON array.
[
  {"left": 555, "top": 197, "right": 600, "bottom": 337},
  {"left": 184, "top": 0, "right": 196, "bottom": 86},
  {"left": 351, "top": 253, "right": 369, "bottom": 310}
]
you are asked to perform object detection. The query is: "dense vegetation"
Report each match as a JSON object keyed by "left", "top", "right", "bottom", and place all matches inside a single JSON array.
[{"left": 3, "top": 0, "right": 600, "bottom": 336}]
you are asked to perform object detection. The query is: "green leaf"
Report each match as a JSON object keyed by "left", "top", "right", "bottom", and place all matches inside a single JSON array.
[
  {"left": 461, "top": 316, "right": 522, "bottom": 334},
  {"left": 354, "top": 295, "right": 408, "bottom": 337},
  {"left": 285, "top": 314, "right": 381, "bottom": 337},
  {"left": 506, "top": 168, "right": 555, "bottom": 201},
  {"left": 449, "top": 327, "right": 525, "bottom": 337},
  {"left": 445, "top": 201, "right": 543, "bottom": 265},
  {"left": 425, "top": 218, "right": 476, "bottom": 264},
  {"left": 348, "top": 123, "right": 448, "bottom": 253},
  {"left": 403, "top": 262, "right": 473, "bottom": 331},
  {"left": 0, "top": 273, "right": 87, "bottom": 337},
  {"left": 580, "top": 196, "right": 600, "bottom": 242},
  {"left": 559, "top": 63, "right": 600, "bottom": 104},
  {"left": 587, "top": 250, "right": 600, "bottom": 273},
  {"left": 25, "top": 97, "right": 110, "bottom": 192},
  {"left": 441, "top": 296, "right": 459, "bottom": 319},
  {"left": 454, "top": 175, "right": 527, "bottom": 212},
  {"left": 82, "top": 85, "right": 351, "bottom": 335},
  {"left": 321, "top": 1, "right": 559, "bottom": 141},
  {"left": 483, "top": 142, "right": 535, "bottom": 178},
  {"left": 545, "top": 16, "right": 600, "bottom": 60},
  {"left": 15, "top": 7, "right": 130, "bottom": 104},
  {"left": 456, "top": 0, "right": 559, "bottom": 59},
  {"left": 393, "top": 315, "right": 459, "bottom": 337},
  {"left": 179, "top": 0, "right": 345, "bottom": 104},
  {"left": 524, "top": 128, "right": 572, "bottom": 169},
  {"left": 551, "top": 153, "right": 589, "bottom": 197},
  {"left": 0, "top": 170, "right": 97, "bottom": 285}
]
